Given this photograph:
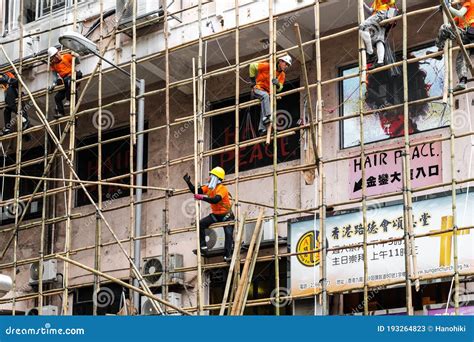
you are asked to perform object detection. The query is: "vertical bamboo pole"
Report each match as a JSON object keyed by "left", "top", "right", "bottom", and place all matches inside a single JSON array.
[
  {"left": 192, "top": 55, "right": 203, "bottom": 315},
  {"left": 232, "top": 0, "right": 241, "bottom": 314},
  {"left": 93, "top": 0, "right": 105, "bottom": 316},
  {"left": 266, "top": 0, "right": 280, "bottom": 316},
  {"left": 11, "top": 0, "right": 25, "bottom": 316},
  {"left": 62, "top": 0, "right": 79, "bottom": 314},
  {"left": 129, "top": 0, "right": 137, "bottom": 308},
  {"left": 314, "top": 0, "right": 327, "bottom": 315},
  {"left": 163, "top": 0, "right": 171, "bottom": 313},
  {"left": 39, "top": 0, "right": 55, "bottom": 314},
  {"left": 448, "top": 29, "right": 460, "bottom": 315},
  {"left": 195, "top": 0, "right": 206, "bottom": 315},
  {"left": 401, "top": 0, "right": 414, "bottom": 315},
  {"left": 357, "top": 0, "right": 369, "bottom": 315}
]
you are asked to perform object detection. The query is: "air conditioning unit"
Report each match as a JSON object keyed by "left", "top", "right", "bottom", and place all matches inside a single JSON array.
[
  {"left": 206, "top": 228, "right": 226, "bottom": 251},
  {"left": 141, "top": 292, "right": 182, "bottom": 315},
  {"left": 142, "top": 254, "right": 184, "bottom": 286},
  {"left": 116, "top": 0, "right": 163, "bottom": 31},
  {"left": 26, "top": 305, "right": 59, "bottom": 316},
  {"left": 243, "top": 219, "right": 275, "bottom": 245},
  {"left": 29, "top": 260, "right": 57, "bottom": 286}
]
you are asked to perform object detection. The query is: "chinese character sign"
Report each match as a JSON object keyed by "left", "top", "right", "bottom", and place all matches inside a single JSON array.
[
  {"left": 349, "top": 142, "right": 442, "bottom": 199},
  {"left": 290, "top": 193, "right": 474, "bottom": 296}
]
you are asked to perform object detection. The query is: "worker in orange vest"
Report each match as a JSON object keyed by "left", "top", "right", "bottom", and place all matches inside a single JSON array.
[
  {"left": 428, "top": 0, "right": 474, "bottom": 90},
  {"left": 183, "top": 167, "right": 234, "bottom": 261},
  {"left": 360, "top": 0, "right": 397, "bottom": 68},
  {"left": 0, "top": 71, "right": 30, "bottom": 135},
  {"left": 47, "top": 47, "right": 83, "bottom": 118},
  {"left": 249, "top": 55, "right": 292, "bottom": 136}
]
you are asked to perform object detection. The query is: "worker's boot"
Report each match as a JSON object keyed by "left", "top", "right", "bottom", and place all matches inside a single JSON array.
[
  {"left": 22, "top": 116, "right": 30, "bottom": 130},
  {"left": 1, "top": 127, "right": 11, "bottom": 136},
  {"left": 454, "top": 77, "right": 467, "bottom": 92}
]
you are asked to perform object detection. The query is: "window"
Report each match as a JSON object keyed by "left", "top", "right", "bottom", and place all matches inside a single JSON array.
[
  {"left": 210, "top": 80, "right": 301, "bottom": 174},
  {"left": 75, "top": 125, "right": 148, "bottom": 207},
  {"left": 0, "top": 146, "right": 44, "bottom": 226},
  {"left": 340, "top": 44, "right": 447, "bottom": 149}
]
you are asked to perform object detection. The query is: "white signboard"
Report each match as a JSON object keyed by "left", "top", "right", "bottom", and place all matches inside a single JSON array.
[{"left": 290, "top": 193, "right": 474, "bottom": 295}]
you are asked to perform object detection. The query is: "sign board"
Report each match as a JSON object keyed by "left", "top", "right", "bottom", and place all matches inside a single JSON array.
[
  {"left": 290, "top": 193, "right": 474, "bottom": 296},
  {"left": 349, "top": 142, "right": 442, "bottom": 199}
]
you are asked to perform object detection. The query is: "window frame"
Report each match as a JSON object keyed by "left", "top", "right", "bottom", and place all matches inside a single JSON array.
[{"left": 338, "top": 42, "right": 448, "bottom": 150}]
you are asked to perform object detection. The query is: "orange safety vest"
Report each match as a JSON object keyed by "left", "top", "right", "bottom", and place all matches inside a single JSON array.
[
  {"left": 371, "top": 0, "right": 396, "bottom": 12},
  {"left": 255, "top": 62, "right": 286, "bottom": 93},
  {"left": 0, "top": 72, "right": 15, "bottom": 91},
  {"left": 51, "top": 53, "right": 74, "bottom": 78},
  {"left": 201, "top": 184, "right": 232, "bottom": 215},
  {"left": 455, "top": 0, "right": 474, "bottom": 29}
]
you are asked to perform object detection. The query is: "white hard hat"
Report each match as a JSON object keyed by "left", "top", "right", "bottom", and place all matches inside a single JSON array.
[
  {"left": 48, "top": 46, "right": 59, "bottom": 58},
  {"left": 278, "top": 54, "right": 292, "bottom": 66}
]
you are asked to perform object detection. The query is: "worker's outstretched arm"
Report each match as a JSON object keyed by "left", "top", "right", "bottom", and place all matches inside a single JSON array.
[
  {"left": 183, "top": 173, "right": 203, "bottom": 194},
  {"left": 198, "top": 195, "right": 222, "bottom": 204},
  {"left": 48, "top": 72, "right": 59, "bottom": 92},
  {"left": 448, "top": 5, "right": 468, "bottom": 18}
]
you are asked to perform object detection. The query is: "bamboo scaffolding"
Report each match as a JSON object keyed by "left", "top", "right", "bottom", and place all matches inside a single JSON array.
[{"left": 0, "top": 0, "right": 473, "bottom": 316}]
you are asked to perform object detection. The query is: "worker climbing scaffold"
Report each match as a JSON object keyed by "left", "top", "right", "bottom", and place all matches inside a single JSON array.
[
  {"left": 0, "top": 70, "right": 30, "bottom": 136},
  {"left": 183, "top": 167, "right": 234, "bottom": 262},
  {"left": 249, "top": 54, "right": 292, "bottom": 136},
  {"left": 427, "top": 0, "right": 474, "bottom": 90},
  {"left": 47, "top": 46, "right": 83, "bottom": 118}
]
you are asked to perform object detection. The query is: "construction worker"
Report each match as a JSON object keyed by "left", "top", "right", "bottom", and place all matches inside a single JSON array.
[
  {"left": 249, "top": 54, "right": 292, "bottom": 136},
  {"left": 360, "top": 0, "right": 397, "bottom": 68},
  {"left": 183, "top": 167, "right": 234, "bottom": 262},
  {"left": 47, "top": 47, "right": 83, "bottom": 118},
  {"left": 0, "top": 70, "right": 30, "bottom": 136},
  {"left": 428, "top": 0, "right": 474, "bottom": 90}
]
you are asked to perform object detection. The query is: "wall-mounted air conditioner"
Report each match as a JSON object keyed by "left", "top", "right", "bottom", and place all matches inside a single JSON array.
[
  {"left": 142, "top": 254, "right": 184, "bottom": 286},
  {"left": 141, "top": 292, "right": 182, "bottom": 315},
  {"left": 26, "top": 305, "right": 59, "bottom": 315},
  {"left": 243, "top": 218, "right": 275, "bottom": 245},
  {"left": 29, "top": 260, "right": 57, "bottom": 286},
  {"left": 116, "top": 0, "right": 163, "bottom": 31}
]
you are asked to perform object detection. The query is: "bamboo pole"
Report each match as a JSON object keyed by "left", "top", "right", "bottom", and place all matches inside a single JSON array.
[
  {"left": 55, "top": 254, "right": 190, "bottom": 315},
  {"left": 219, "top": 213, "right": 246, "bottom": 315},
  {"left": 447, "top": 22, "right": 461, "bottom": 315},
  {"left": 230, "top": 209, "right": 264, "bottom": 315},
  {"left": 356, "top": 0, "right": 369, "bottom": 315},
  {"left": 293, "top": 23, "right": 319, "bottom": 169},
  {"left": 162, "top": 0, "right": 171, "bottom": 314},
  {"left": 401, "top": 0, "right": 415, "bottom": 316}
]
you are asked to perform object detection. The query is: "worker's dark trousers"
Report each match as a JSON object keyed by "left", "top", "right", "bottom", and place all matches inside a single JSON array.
[
  {"left": 3, "top": 85, "right": 18, "bottom": 128},
  {"left": 55, "top": 73, "right": 82, "bottom": 115},
  {"left": 55, "top": 76, "right": 72, "bottom": 115},
  {"left": 200, "top": 212, "right": 234, "bottom": 258}
]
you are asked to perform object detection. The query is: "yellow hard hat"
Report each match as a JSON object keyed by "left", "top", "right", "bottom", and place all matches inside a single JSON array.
[{"left": 210, "top": 166, "right": 225, "bottom": 180}]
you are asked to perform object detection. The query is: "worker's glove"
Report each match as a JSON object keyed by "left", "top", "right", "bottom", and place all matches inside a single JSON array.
[
  {"left": 194, "top": 194, "right": 205, "bottom": 201},
  {"left": 183, "top": 173, "right": 191, "bottom": 184},
  {"left": 250, "top": 77, "right": 256, "bottom": 88},
  {"left": 47, "top": 84, "right": 56, "bottom": 93},
  {"left": 271, "top": 78, "right": 280, "bottom": 87}
]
